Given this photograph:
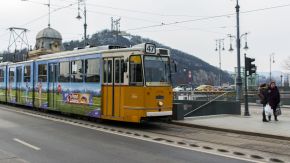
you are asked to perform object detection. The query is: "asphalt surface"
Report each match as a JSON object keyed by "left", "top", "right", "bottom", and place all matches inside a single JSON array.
[{"left": 0, "top": 106, "right": 251, "bottom": 163}]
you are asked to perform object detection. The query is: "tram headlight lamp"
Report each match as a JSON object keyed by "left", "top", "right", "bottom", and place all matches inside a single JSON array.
[{"left": 157, "top": 101, "right": 164, "bottom": 107}]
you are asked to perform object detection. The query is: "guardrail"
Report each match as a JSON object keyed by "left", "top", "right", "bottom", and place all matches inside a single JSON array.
[
  {"left": 183, "top": 92, "right": 230, "bottom": 117},
  {"left": 174, "top": 90, "right": 290, "bottom": 105},
  {"left": 174, "top": 90, "right": 236, "bottom": 101}
]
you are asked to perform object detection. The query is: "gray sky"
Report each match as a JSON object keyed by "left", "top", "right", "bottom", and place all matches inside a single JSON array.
[{"left": 1, "top": 0, "right": 290, "bottom": 73}]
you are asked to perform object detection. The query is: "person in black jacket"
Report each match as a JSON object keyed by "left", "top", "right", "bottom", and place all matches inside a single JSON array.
[
  {"left": 268, "top": 81, "right": 280, "bottom": 121},
  {"left": 258, "top": 83, "right": 269, "bottom": 122}
]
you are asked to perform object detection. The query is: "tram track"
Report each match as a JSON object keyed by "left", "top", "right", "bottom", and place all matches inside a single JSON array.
[
  {"left": 0, "top": 104, "right": 289, "bottom": 163},
  {"left": 142, "top": 122, "right": 290, "bottom": 158}
]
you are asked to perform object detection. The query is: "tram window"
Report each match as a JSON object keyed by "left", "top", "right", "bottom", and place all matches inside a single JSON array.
[
  {"left": 103, "top": 60, "right": 107, "bottom": 83},
  {"left": 103, "top": 59, "right": 113, "bottom": 83},
  {"left": 59, "top": 62, "right": 70, "bottom": 82},
  {"left": 115, "top": 60, "right": 120, "bottom": 83},
  {"left": 9, "top": 68, "right": 15, "bottom": 83},
  {"left": 16, "top": 67, "right": 22, "bottom": 83},
  {"left": 121, "top": 59, "right": 124, "bottom": 83},
  {"left": 84, "top": 59, "right": 100, "bottom": 83},
  {"left": 107, "top": 60, "right": 112, "bottom": 83},
  {"left": 129, "top": 55, "right": 143, "bottom": 85},
  {"left": 71, "top": 60, "right": 83, "bottom": 82},
  {"left": 0, "top": 69, "right": 4, "bottom": 82},
  {"left": 38, "top": 64, "right": 47, "bottom": 82},
  {"left": 115, "top": 59, "right": 124, "bottom": 83},
  {"left": 24, "top": 65, "right": 31, "bottom": 82}
]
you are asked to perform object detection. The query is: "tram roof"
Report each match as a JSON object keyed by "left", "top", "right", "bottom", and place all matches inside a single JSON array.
[
  {"left": 7, "top": 60, "right": 34, "bottom": 66},
  {"left": 35, "top": 43, "right": 154, "bottom": 62},
  {"left": 0, "top": 62, "right": 11, "bottom": 66},
  {"left": 0, "top": 43, "right": 170, "bottom": 65}
]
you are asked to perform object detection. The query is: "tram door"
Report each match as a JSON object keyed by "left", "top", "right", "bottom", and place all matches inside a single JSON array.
[
  {"left": 16, "top": 66, "right": 22, "bottom": 103},
  {"left": 103, "top": 58, "right": 124, "bottom": 118},
  {"left": 48, "top": 63, "right": 59, "bottom": 109}
]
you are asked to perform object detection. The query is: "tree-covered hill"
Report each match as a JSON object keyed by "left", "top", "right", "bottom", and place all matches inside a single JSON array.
[
  {"left": 63, "top": 30, "right": 234, "bottom": 86},
  {"left": 0, "top": 29, "right": 234, "bottom": 87}
]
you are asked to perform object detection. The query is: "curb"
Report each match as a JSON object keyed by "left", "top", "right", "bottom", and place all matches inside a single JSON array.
[
  {"left": 248, "top": 103, "right": 290, "bottom": 109},
  {"left": 170, "top": 121, "right": 290, "bottom": 141}
]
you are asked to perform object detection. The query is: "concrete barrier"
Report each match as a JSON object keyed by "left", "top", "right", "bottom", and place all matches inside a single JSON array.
[
  {"left": 172, "top": 103, "right": 184, "bottom": 120},
  {"left": 172, "top": 100, "right": 241, "bottom": 119}
]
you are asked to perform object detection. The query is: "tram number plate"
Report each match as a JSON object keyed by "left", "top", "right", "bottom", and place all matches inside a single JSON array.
[{"left": 145, "top": 43, "right": 156, "bottom": 54}]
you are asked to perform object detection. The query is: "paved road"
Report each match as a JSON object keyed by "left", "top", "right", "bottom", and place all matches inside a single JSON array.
[{"left": 0, "top": 106, "right": 251, "bottom": 163}]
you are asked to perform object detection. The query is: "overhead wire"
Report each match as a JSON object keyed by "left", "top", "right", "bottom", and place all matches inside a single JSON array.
[
  {"left": 19, "top": 1, "right": 79, "bottom": 27},
  {"left": 2, "top": 1, "right": 290, "bottom": 43},
  {"left": 136, "top": 24, "right": 233, "bottom": 35},
  {"left": 0, "top": 0, "right": 79, "bottom": 48},
  {"left": 59, "top": 0, "right": 204, "bottom": 18},
  {"left": 125, "top": 3, "right": 290, "bottom": 31}
]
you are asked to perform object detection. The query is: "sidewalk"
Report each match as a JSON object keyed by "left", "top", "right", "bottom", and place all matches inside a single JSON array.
[
  {"left": 172, "top": 105, "right": 290, "bottom": 140},
  {"left": 249, "top": 102, "right": 290, "bottom": 108}
]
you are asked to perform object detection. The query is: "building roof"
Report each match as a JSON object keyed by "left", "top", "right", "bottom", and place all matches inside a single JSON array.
[{"left": 36, "top": 27, "right": 62, "bottom": 39}]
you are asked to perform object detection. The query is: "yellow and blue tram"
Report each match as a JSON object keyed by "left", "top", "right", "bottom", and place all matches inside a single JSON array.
[{"left": 0, "top": 43, "right": 173, "bottom": 123}]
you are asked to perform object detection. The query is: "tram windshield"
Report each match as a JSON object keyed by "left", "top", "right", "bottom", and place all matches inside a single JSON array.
[{"left": 144, "top": 56, "right": 170, "bottom": 86}]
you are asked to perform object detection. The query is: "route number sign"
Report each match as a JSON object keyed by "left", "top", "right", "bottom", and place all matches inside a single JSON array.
[{"left": 145, "top": 43, "right": 156, "bottom": 54}]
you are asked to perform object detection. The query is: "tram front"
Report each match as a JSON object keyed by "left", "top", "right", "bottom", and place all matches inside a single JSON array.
[{"left": 126, "top": 43, "right": 173, "bottom": 122}]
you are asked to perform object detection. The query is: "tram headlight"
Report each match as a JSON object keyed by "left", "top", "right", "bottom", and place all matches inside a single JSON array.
[{"left": 157, "top": 101, "right": 164, "bottom": 107}]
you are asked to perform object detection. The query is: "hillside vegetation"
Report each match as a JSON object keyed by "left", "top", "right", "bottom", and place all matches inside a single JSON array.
[{"left": 64, "top": 30, "right": 234, "bottom": 86}]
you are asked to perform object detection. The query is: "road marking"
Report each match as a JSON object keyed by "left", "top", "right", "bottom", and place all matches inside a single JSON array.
[
  {"left": 13, "top": 138, "right": 41, "bottom": 151},
  {"left": 1, "top": 106, "right": 267, "bottom": 163}
]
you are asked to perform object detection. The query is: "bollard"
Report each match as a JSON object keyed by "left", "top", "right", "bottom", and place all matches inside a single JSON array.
[{"left": 172, "top": 103, "right": 184, "bottom": 120}]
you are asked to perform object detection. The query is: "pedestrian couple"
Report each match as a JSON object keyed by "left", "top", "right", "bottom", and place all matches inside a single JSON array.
[{"left": 258, "top": 81, "right": 280, "bottom": 122}]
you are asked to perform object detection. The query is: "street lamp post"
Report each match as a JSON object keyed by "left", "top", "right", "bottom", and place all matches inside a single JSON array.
[
  {"left": 280, "top": 74, "right": 283, "bottom": 87},
  {"left": 215, "top": 39, "right": 225, "bottom": 86},
  {"left": 235, "top": 0, "right": 242, "bottom": 102},
  {"left": 269, "top": 53, "right": 275, "bottom": 81},
  {"left": 244, "top": 53, "right": 250, "bottom": 116},
  {"left": 76, "top": 0, "right": 87, "bottom": 47}
]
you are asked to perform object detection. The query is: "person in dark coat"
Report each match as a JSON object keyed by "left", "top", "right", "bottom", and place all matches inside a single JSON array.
[
  {"left": 258, "top": 83, "right": 269, "bottom": 122},
  {"left": 268, "top": 81, "right": 280, "bottom": 121}
]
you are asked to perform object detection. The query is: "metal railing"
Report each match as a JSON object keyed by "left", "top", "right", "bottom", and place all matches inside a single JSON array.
[
  {"left": 174, "top": 90, "right": 236, "bottom": 101},
  {"left": 183, "top": 91, "right": 230, "bottom": 117}
]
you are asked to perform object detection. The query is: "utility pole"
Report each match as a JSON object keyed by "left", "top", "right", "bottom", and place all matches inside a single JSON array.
[
  {"left": 244, "top": 54, "right": 256, "bottom": 116},
  {"left": 244, "top": 54, "right": 249, "bottom": 116},
  {"left": 280, "top": 74, "right": 283, "bottom": 87},
  {"left": 111, "top": 17, "right": 121, "bottom": 43},
  {"left": 7, "top": 27, "right": 29, "bottom": 62},
  {"left": 235, "top": 0, "right": 242, "bottom": 102},
  {"left": 84, "top": 4, "right": 87, "bottom": 46},
  {"left": 215, "top": 39, "right": 225, "bottom": 86},
  {"left": 48, "top": 0, "right": 51, "bottom": 27},
  {"left": 76, "top": 0, "right": 87, "bottom": 47},
  {"left": 269, "top": 53, "right": 275, "bottom": 81}
]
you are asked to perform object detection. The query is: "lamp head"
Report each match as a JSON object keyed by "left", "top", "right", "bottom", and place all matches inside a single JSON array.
[
  {"left": 76, "top": 13, "right": 82, "bottom": 19},
  {"left": 229, "top": 44, "right": 234, "bottom": 52},
  {"left": 243, "top": 42, "right": 249, "bottom": 50}
]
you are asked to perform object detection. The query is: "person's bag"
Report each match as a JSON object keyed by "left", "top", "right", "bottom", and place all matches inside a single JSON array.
[
  {"left": 276, "top": 106, "right": 282, "bottom": 116},
  {"left": 264, "top": 104, "right": 272, "bottom": 116}
]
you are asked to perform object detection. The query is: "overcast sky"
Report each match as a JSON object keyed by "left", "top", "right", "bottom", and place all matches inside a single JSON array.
[{"left": 0, "top": 0, "right": 290, "bottom": 73}]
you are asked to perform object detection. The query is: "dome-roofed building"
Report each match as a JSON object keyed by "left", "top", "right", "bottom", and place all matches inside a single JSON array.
[{"left": 28, "top": 26, "right": 64, "bottom": 59}]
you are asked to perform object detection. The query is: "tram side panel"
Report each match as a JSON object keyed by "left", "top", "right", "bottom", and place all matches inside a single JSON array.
[
  {"left": 22, "top": 63, "right": 34, "bottom": 107},
  {"left": 121, "top": 86, "right": 172, "bottom": 122},
  {"left": 36, "top": 54, "right": 102, "bottom": 118},
  {"left": 143, "top": 87, "right": 173, "bottom": 117},
  {"left": 7, "top": 66, "right": 17, "bottom": 103},
  {"left": 0, "top": 66, "right": 7, "bottom": 102},
  {"left": 7, "top": 63, "right": 34, "bottom": 106},
  {"left": 34, "top": 61, "right": 49, "bottom": 108},
  {"left": 122, "top": 86, "right": 145, "bottom": 122}
]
